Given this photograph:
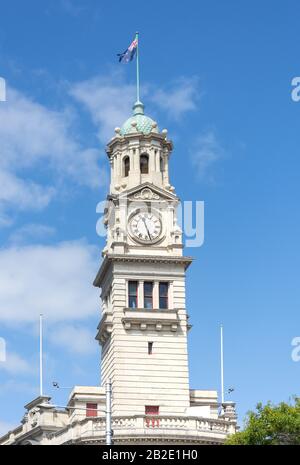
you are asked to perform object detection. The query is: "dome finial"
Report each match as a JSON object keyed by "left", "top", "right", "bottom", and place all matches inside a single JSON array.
[
  {"left": 120, "top": 101, "right": 158, "bottom": 135},
  {"left": 133, "top": 100, "right": 144, "bottom": 116}
]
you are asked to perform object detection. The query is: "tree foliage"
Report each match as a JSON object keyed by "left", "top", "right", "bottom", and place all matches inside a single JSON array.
[{"left": 226, "top": 397, "right": 300, "bottom": 445}]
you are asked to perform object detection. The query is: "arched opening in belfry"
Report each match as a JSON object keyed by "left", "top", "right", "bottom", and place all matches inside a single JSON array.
[
  {"left": 140, "top": 153, "right": 149, "bottom": 174},
  {"left": 123, "top": 156, "right": 130, "bottom": 177},
  {"left": 160, "top": 155, "right": 164, "bottom": 172}
]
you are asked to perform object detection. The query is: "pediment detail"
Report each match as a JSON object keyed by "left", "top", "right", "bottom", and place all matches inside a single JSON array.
[
  {"left": 118, "top": 182, "right": 178, "bottom": 202},
  {"left": 133, "top": 188, "right": 160, "bottom": 200}
]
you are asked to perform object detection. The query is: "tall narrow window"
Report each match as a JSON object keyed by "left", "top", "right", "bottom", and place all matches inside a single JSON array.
[
  {"left": 144, "top": 281, "right": 153, "bottom": 309},
  {"left": 140, "top": 154, "right": 149, "bottom": 174},
  {"left": 123, "top": 156, "right": 130, "bottom": 177},
  {"left": 128, "top": 281, "right": 138, "bottom": 308},
  {"left": 86, "top": 403, "right": 97, "bottom": 417},
  {"left": 160, "top": 156, "right": 164, "bottom": 172},
  {"left": 148, "top": 342, "right": 153, "bottom": 355},
  {"left": 159, "top": 282, "right": 168, "bottom": 309}
]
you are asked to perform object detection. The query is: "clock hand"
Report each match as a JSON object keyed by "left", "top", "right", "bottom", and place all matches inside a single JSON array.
[{"left": 142, "top": 217, "right": 152, "bottom": 240}]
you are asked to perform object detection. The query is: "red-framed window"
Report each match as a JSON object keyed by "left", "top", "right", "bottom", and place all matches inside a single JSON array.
[
  {"left": 144, "top": 281, "right": 153, "bottom": 309},
  {"left": 128, "top": 281, "right": 138, "bottom": 308},
  {"left": 145, "top": 405, "right": 159, "bottom": 415},
  {"left": 159, "top": 282, "right": 168, "bottom": 309},
  {"left": 86, "top": 403, "right": 97, "bottom": 417}
]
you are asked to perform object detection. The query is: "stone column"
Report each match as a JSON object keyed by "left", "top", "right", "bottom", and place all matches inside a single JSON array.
[
  {"left": 132, "top": 146, "right": 141, "bottom": 186},
  {"left": 117, "top": 152, "right": 121, "bottom": 177},
  {"left": 163, "top": 151, "right": 170, "bottom": 186},
  {"left": 110, "top": 158, "right": 114, "bottom": 191},
  {"left": 134, "top": 147, "right": 140, "bottom": 171},
  {"left": 168, "top": 281, "right": 174, "bottom": 309},
  {"left": 138, "top": 280, "right": 144, "bottom": 309},
  {"left": 153, "top": 281, "right": 159, "bottom": 309},
  {"left": 149, "top": 148, "right": 156, "bottom": 172},
  {"left": 156, "top": 150, "right": 161, "bottom": 173},
  {"left": 129, "top": 148, "right": 134, "bottom": 172}
]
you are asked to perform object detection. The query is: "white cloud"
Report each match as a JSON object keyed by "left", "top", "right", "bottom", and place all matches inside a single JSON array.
[
  {"left": 0, "top": 240, "right": 99, "bottom": 324},
  {"left": 0, "top": 87, "right": 106, "bottom": 223},
  {"left": 8, "top": 223, "right": 56, "bottom": 245},
  {"left": 191, "top": 131, "right": 223, "bottom": 181},
  {"left": 0, "top": 352, "right": 32, "bottom": 375},
  {"left": 0, "top": 170, "right": 55, "bottom": 215},
  {"left": 150, "top": 77, "right": 199, "bottom": 120},
  {"left": 70, "top": 72, "right": 136, "bottom": 143},
  {"left": 70, "top": 73, "right": 200, "bottom": 142},
  {"left": 0, "top": 74, "right": 199, "bottom": 224},
  {"left": 49, "top": 324, "right": 97, "bottom": 355}
]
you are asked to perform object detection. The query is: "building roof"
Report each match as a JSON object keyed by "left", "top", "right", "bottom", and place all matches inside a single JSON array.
[{"left": 120, "top": 101, "right": 159, "bottom": 135}]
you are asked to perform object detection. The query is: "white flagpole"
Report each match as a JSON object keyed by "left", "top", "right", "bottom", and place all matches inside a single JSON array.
[
  {"left": 39, "top": 314, "right": 43, "bottom": 397},
  {"left": 136, "top": 31, "right": 140, "bottom": 103},
  {"left": 220, "top": 324, "right": 224, "bottom": 405}
]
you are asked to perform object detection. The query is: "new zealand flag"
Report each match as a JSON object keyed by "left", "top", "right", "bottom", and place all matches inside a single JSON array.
[{"left": 118, "top": 35, "right": 138, "bottom": 63}]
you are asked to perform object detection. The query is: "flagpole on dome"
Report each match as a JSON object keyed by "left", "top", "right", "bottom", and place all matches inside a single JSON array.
[{"left": 136, "top": 31, "right": 140, "bottom": 103}]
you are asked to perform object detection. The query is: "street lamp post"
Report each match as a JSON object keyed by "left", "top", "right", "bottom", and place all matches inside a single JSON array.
[
  {"left": 105, "top": 379, "right": 112, "bottom": 445},
  {"left": 38, "top": 380, "right": 113, "bottom": 445}
]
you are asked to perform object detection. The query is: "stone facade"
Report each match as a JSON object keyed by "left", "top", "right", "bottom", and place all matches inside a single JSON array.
[
  {"left": 0, "top": 101, "right": 237, "bottom": 445},
  {"left": 0, "top": 388, "right": 237, "bottom": 445}
]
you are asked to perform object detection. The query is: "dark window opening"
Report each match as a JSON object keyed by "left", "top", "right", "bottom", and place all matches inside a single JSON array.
[
  {"left": 144, "top": 281, "right": 153, "bottom": 309},
  {"left": 140, "top": 154, "right": 149, "bottom": 174},
  {"left": 145, "top": 405, "right": 159, "bottom": 415},
  {"left": 148, "top": 342, "right": 153, "bottom": 355},
  {"left": 86, "top": 403, "right": 97, "bottom": 417},
  {"left": 123, "top": 156, "right": 130, "bottom": 177},
  {"left": 160, "top": 156, "right": 164, "bottom": 172},
  {"left": 128, "top": 281, "right": 138, "bottom": 308},
  {"left": 159, "top": 282, "right": 168, "bottom": 309}
]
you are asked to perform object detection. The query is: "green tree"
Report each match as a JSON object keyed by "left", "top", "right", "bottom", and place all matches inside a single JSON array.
[{"left": 226, "top": 397, "right": 300, "bottom": 445}]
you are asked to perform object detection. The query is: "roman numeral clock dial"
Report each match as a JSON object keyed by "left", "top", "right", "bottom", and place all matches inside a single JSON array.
[{"left": 130, "top": 212, "right": 162, "bottom": 243}]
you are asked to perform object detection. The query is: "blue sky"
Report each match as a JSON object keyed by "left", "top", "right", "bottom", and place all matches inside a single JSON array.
[{"left": 0, "top": 0, "right": 300, "bottom": 433}]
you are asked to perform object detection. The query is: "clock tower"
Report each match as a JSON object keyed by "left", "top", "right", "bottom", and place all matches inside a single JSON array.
[
  {"left": 0, "top": 99, "right": 238, "bottom": 446},
  {"left": 94, "top": 99, "right": 193, "bottom": 417},
  {"left": 0, "top": 91, "right": 238, "bottom": 447}
]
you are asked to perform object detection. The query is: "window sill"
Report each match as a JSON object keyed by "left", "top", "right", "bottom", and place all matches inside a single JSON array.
[{"left": 122, "top": 308, "right": 179, "bottom": 332}]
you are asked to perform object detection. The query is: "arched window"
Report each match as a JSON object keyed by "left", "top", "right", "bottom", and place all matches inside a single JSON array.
[
  {"left": 123, "top": 156, "right": 130, "bottom": 177},
  {"left": 160, "top": 156, "right": 164, "bottom": 172},
  {"left": 140, "top": 153, "right": 149, "bottom": 174}
]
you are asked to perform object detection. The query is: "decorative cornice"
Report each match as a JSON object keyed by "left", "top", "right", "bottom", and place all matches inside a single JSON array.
[
  {"left": 95, "top": 312, "right": 113, "bottom": 344},
  {"left": 117, "top": 181, "right": 179, "bottom": 202},
  {"left": 24, "top": 396, "right": 51, "bottom": 411},
  {"left": 93, "top": 254, "right": 193, "bottom": 288},
  {"left": 106, "top": 132, "right": 173, "bottom": 157}
]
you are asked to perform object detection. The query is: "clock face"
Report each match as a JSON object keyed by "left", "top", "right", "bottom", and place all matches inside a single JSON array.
[{"left": 130, "top": 212, "right": 162, "bottom": 243}]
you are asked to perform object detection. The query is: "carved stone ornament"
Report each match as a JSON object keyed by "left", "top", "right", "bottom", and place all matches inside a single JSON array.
[{"left": 133, "top": 188, "right": 160, "bottom": 200}]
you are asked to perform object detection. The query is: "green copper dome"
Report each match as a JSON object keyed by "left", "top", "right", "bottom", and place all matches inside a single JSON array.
[{"left": 120, "top": 101, "right": 159, "bottom": 135}]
